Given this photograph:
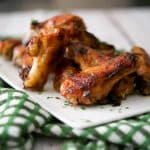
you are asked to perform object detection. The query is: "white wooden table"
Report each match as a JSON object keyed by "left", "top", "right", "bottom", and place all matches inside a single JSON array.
[{"left": 0, "top": 8, "right": 150, "bottom": 149}]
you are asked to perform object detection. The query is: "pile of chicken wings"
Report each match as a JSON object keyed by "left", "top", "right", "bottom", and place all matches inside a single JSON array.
[{"left": 0, "top": 14, "right": 150, "bottom": 105}]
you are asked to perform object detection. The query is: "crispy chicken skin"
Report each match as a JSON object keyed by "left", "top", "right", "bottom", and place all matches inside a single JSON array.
[
  {"left": 60, "top": 53, "right": 136, "bottom": 105},
  {"left": 31, "top": 14, "right": 86, "bottom": 36},
  {"left": 0, "top": 39, "right": 21, "bottom": 59},
  {"left": 53, "top": 59, "right": 78, "bottom": 91},
  {"left": 24, "top": 28, "right": 68, "bottom": 90},
  {"left": 132, "top": 46, "right": 150, "bottom": 95}
]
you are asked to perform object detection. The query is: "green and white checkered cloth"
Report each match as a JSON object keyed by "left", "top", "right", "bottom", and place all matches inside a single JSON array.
[{"left": 0, "top": 79, "right": 149, "bottom": 150}]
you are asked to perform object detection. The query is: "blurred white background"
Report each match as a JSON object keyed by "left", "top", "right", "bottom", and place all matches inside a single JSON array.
[{"left": 0, "top": 0, "right": 150, "bottom": 12}]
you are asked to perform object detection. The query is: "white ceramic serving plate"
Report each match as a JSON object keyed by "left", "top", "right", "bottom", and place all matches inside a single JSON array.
[{"left": 0, "top": 57, "right": 150, "bottom": 129}]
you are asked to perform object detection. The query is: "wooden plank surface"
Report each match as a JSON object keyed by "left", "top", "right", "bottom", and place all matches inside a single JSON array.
[{"left": 0, "top": 8, "right": 149, "bottom": 150}]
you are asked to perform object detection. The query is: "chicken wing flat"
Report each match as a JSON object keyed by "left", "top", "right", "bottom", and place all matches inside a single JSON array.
[
  {"left": 24, "top": 28, "right": 68, "bottom": 90},
  {"left": 132, "top": 46, "right": 150, "bottom": 95},
  {"left": 0, "top": 39, "right": 21, "bottom": 59},
  {"left": 60, "top": 53, "right": 136, "bottom": 105},
  {"left": 66, "top": 42, "right": 137, "bottom": 103}
]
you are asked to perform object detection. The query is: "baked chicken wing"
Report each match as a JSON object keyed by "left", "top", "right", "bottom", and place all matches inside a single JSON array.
[
  {"left": 31, "top": 14, "right": 86, "bottom": 37},
  {"left": 60, "top": 53, "right": 136, "bottom": 105},
  {"left": 0, "top": 39, "right": 21, "bottom": 59},
  {"left": 132, "top": 46, "right": 150, "bottom": 95},
  {"left": 65, "top": 42, "right": 135, "bottom": 103}
]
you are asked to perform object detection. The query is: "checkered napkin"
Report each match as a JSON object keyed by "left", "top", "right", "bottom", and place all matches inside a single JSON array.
[{"left": 0, "top": 79, "right": 149, "bottom": 150}]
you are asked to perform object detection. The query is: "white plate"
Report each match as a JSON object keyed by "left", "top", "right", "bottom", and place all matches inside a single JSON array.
[{"left": 0, "top": 57, "right": 150, "bottom": 129}]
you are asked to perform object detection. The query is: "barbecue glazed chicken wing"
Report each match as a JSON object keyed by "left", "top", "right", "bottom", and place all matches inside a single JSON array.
[{"left": 60, "top": 53, "right": 136, "bottom": 105}]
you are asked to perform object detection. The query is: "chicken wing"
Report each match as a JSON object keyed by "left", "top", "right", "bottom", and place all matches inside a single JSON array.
[
  {"left": 0, "top": 39, "right": 21, "bottom": 59},
  {"left": 24, "top": 28, "right": 68, "bottom": 90},
  {"left": 60, "top": 53, "right": 136, "bottom": 105},
  {"left": 132, "top": 46, "right": 150, "bottom": 95}
]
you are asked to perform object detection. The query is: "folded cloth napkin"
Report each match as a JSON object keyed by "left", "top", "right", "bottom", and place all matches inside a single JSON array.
[{"left": 0, "top": 79, "right": 149, "bottom": 150}]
